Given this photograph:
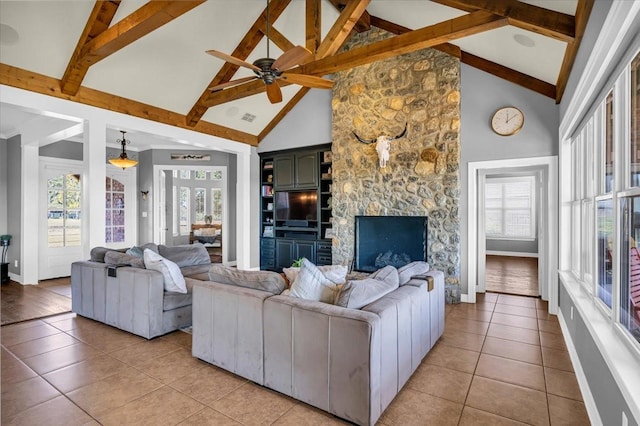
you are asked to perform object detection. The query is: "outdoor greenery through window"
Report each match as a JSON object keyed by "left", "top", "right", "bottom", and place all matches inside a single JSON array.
[
  {"left": 485, "top": 176, "right": 536, "bottom": 240},
  {"left": 195, "top": 188, "right": 205, "bottom": 223},
  {"left": 179, "top": 187, "right": 189, "bottom": 235},
  {"left": 47, "top": 174, "right": 81, "bottom": 247}
]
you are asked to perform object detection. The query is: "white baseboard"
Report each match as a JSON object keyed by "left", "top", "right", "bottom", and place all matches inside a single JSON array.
[
  {"left": 557, "top": 310, "right": 603, "bottom": 426},
  {"left": 461, "top": 293, "right": 471, "bottom": 303},
  {"left": 486, "top": 250, "right": 539, "bottom": 258},
  {"left": 7, "top": 272, "right": 25, "bottom": 284}
]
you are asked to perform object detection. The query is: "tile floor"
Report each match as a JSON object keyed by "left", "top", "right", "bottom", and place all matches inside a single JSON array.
[{"left": 1, "top": 293, "right": 590, "bottom": 425}]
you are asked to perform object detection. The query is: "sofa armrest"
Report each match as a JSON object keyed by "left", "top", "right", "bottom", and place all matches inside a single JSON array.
[
  {"left": 263, "top": 295, "right": 382, "bottom": 426},
  {"left": 71, "top": 261, "right": 168, "bottom": 338},
  {"left": 189, "top": 278, "right": 273, "bottom": 384}
]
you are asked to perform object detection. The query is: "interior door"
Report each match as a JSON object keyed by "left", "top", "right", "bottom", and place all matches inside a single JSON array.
[{"left": 39, "top": 160, "right": 85, "bottom": 279}]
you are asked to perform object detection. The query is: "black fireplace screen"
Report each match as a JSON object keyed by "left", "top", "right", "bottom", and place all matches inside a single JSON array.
[{"left": 354, "top": 216, "right": 428, "bottom": 272}]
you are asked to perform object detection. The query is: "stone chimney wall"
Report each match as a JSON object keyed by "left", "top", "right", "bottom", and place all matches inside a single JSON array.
[{"left": 331, "top": 27, "right": 461, "bottom": 285}]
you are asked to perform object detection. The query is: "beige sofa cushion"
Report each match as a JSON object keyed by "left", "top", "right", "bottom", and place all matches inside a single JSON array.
[{"left": 288, "top": 259, "right": 341, "bottom": 303}]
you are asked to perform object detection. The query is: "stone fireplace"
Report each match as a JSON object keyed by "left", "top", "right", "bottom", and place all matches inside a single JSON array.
[{"left": 331, "top": 27, "right": 460, "bottom": 285}]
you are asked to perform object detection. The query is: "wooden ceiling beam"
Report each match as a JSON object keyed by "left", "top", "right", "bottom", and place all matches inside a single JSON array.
[
  {"left": 461, "top": 52, "right": 556, "bottom": 99},
  {"left": 327, "top": 0, "right": 371, "bottom": 33},
  {"left": 306, "top": 0, "right": 322, "bottom": 52},
  {"left": 61, "top": 1, "right": 203, "bottom": 96},
  {"left": 432, "top": 0, "right": 575, "bottom": 42},
  {"left": 260, "top": 26, "right": 295, "bottom": 53},
  {"left": 1, "top": 63, "right": 258, "bottom": 146},
  {"left": 369, "top": 15, "right": 461, "bottom": 58},
  {"left": 187, "top": 0, "right": 291, "bottom": 127},
  {"left": 555, "top": 0, "right": 595, "bottom": 103},
  {"left": 61, "top": 1, "right": 121, "bottom": 95},
  {"left": 300, "top": 11, "right": 507, "bottom": 76},
  {"left": 204, "top": 11, "right": 506, "bottom": 108},
  {"left": 316, "top": 0, "right": 371, "bottom": 58},
  {"left": 371, "top": 15, "right": 555, "bottom": 100}
]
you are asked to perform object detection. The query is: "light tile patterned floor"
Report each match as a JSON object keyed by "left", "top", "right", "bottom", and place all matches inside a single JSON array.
[{"left": 1, "top": 293, "right": 590, "bottom": 425}]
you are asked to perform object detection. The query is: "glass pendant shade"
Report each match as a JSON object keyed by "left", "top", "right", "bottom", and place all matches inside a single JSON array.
[{"left": 110, "top": 131, "right": 138, "bottom": 169}]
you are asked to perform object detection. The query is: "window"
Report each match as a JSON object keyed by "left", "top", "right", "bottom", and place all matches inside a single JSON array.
[
  {"left": 604, "top": 91, "right": 615, "bottom": 193},
  {"left": 47, "top": 174, "right": 81, "bottom": 247},
  {"left": 179, "top": 170, "right": 190, "bottom": 179},
  {"left": 567, "top": 48, "right": 640, "bottom": 346},
  {"left": 195, "top": 170, "right": 206, "bottom": 180},
  {"left": 597, "top": 199, "right": 614, "bottom": 308},
  {"left": 485, "top": 176, "right": 536, "bottom": 240},
  {"left": 632, "top": 54, "right": 640, "bottom": 187},
  {"left": 179, "top": 187, "right": 190, "bottom": 235},
  {"left": 172, "top": 186, "right": 178, "bottom": 236},
  {"left": 211, "top": 170, "right": 223, "bottom": 180},
  {"left": 620, "top": 196, "right": 640, "bottom": 345},
  {"left": 105, "top": 177, "right": 125, "bottom": 243},
  {"left": 194, "top": 188, "right": 205, "bottom": 223},
  {"left": 211, "top": 188, "right": 222, "bottom": 221}
]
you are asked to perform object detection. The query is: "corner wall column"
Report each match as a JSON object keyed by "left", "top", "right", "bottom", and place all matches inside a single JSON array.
[
  {"left": 236, "top": 151, "right": 251, "bottom": 269},
  {"left": 83, "top": 120, "right": 107, "bottom": 256},
  {"left": 21, "top": 144, "right": 39, "bottom": 284}
]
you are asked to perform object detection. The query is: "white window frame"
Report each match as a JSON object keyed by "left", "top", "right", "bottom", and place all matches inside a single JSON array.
[{"left": 484, "top": 176, "right": 537, "bottom": 241}]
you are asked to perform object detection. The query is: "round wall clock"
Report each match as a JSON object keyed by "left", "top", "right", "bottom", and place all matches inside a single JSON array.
[{"left": 491, "top": 106, "right": 524, "bottom": 136}]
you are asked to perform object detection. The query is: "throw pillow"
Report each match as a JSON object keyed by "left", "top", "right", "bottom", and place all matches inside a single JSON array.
[
  {"left": 283, "top": 264, "right": 348, "bottom": 285},
  {"left": 335, "top": 265, "right": 400, "bottom": 309},
  {"left": 104, "top": 251, "right": 145, "bottom": 269},
  {"left": 288, "top": 258, "right": 341, "bottom": 303},
  {"left": 207, "top": 265, "right": 286, "bottom": 294},
  {"left": 143, "top": 249, "right": 187, "bottom": 293},
  {"left": 397, "top": 261, "right": 430, "bottom": 285}
]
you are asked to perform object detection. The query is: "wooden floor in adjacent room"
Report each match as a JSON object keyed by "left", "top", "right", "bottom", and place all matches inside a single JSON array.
[
  {"left": 1, "top": 277, "right": 71, "bottom": 326},
  {"left": 485, "top": 255, "right": 539, "bottom": 297}
]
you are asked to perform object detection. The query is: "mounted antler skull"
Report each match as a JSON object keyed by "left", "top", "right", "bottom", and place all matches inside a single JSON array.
[{"left": 353, "top": 123, "right": 408, "bottom": 168}]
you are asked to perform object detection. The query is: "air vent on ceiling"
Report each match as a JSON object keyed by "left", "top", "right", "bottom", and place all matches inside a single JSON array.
[{"left": 241, "top": 113, "right": 256, "bottom": 122}]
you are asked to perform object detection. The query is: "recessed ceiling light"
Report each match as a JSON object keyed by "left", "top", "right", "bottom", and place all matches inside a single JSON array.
[
  {"left": 0, "top": 24, "right": 19, "bottom": 46},
  {"left": 513, "top": 34, "right": 535, "bottom": 48}
]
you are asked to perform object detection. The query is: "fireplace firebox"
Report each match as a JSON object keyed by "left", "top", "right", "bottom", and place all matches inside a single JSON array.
[{"left": 354, "top": 216, "right": 428, "bottom": 272}]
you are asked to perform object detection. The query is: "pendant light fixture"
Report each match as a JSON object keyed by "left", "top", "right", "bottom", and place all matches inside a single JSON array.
[{"left": 109, "top": 130, "right": 138, "bottom": 169}]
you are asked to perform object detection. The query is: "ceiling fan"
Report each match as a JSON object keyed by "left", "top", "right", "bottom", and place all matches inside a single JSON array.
[{"left": 205, "top": 0, "right": 333, "bottom": 104}]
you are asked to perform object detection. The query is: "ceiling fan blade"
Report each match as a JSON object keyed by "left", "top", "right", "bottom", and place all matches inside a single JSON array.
[
  {"left": 208, "top": 76, "right": 258, "bottom": 91},
  {"left": 272, "top": 45, "right": 313, "bottom": 71},
  {"left": 266, "top": 82, "right": 283, "bottom": 104},
  {"left": 206, "top": 50, "right": 261, "bottom": 72},
  {"left": 281, "top": 73, "right": 334, "bottom": 89}
]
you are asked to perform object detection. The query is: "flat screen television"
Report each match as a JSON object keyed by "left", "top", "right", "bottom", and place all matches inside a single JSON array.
[{"left": 275, "top": 191, "right": 318, "bottom": 222}]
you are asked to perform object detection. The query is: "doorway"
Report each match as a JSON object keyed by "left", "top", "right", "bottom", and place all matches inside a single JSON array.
[
  {"left": 482, "top": 173, "right": 540, "bottom": 297},
  {"left": 467, "top": 156, "right": 558, "bottom": 312},
  {"left": 154, "top": 166, "right": 228, "bottom": 264},
  {"left": 39, "top": 158, "right": 85, "bottom": 280}
]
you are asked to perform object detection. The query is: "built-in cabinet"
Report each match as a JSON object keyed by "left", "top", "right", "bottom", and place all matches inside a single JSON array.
[{"left": 260, "top": 144, "right": 332, "bottom": 271}]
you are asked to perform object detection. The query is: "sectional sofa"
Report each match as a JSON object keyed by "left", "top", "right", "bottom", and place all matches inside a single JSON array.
[
  {"left": 188, "top": 266, "right": 445, "bottom": 426},
  {"left": 70, "top": 243, "right": 212, "bottom": 339}
]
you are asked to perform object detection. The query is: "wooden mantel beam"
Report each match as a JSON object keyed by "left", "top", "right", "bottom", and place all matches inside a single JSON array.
[
  {"left": 203, "top": 11, "right": 506, "bottom": 108},
  {"left": 61, "top": 1, "right": 203, "bottom": 96},
  {"left": 431, "top": 0, "right": 575, "bottom": 42}
]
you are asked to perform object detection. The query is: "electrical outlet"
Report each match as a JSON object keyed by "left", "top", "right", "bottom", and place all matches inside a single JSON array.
[
  {"left": 14, "top": 260, "right": 18, "bottom": 268},
  {"left": 570, "top": 306, "right": 574, "bottom": 320},
  {"left": 622, "top": 411, "right": 628, "bottom": 426}
]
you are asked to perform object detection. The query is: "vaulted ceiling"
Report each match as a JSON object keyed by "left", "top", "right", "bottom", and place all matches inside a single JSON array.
[{"left": 0, "top": 0, "right": 593, "bottom": 147}]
